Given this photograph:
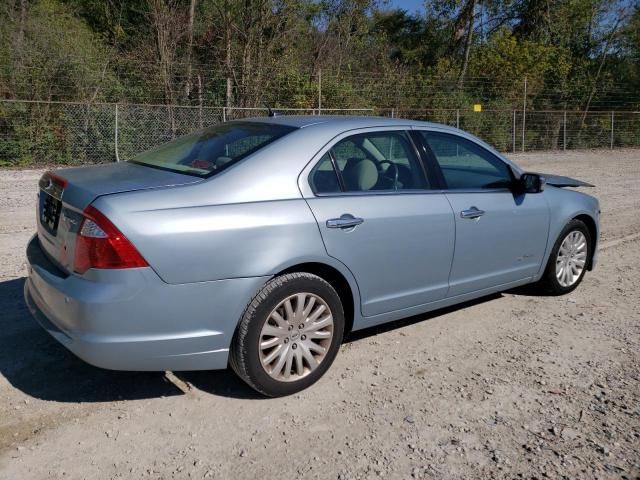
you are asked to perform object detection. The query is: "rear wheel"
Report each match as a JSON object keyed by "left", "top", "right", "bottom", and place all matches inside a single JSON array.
[
  {"left": 230, "top": 273, "right": 344, "bottom": 397},
  {"left": 538, "top": 219, "right": 592, "bottom": 295}
]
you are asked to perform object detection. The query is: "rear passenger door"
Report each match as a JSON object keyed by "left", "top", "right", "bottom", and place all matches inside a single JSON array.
[
  {"left": 302, "top": 128, "right": 455, "bottom": 318},
  {"left": 417, "top": 130, "right": 550, "bottom": 297}
]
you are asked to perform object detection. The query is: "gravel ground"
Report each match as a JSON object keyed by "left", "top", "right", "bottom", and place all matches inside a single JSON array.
[{"left": 0, "top": 149, "right": 639, "bottom": 480}]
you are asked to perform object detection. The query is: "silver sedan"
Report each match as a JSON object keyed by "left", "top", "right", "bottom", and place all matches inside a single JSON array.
[{"left": 25, "top": 116, "right": 599, "bottom": 396}]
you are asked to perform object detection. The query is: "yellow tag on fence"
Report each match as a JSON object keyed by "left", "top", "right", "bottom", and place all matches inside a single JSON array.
[{"left": 473, "top": 104, "right": 482, "bottom": 112}]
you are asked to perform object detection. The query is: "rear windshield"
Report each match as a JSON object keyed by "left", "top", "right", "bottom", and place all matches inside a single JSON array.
[{"left": 129, "top": 122, "right": 296, "bottom": 178}]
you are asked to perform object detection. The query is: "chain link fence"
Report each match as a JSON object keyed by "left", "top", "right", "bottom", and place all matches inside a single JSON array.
[
  {"left": 0, "top": 99, "right": 638, "bottom": 167},
  {"left": 382, "top": 108, "right": 640, "bottom": 152}
]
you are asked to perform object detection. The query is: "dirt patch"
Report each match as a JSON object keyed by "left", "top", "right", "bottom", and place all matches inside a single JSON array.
[{"left": 1, "top": 149, "right": 639, "bottom": 479}]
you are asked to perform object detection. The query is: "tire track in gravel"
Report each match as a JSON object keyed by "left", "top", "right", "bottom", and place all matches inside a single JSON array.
[{"left": 599, "top": 232, "right": 640, "bottom": 250}]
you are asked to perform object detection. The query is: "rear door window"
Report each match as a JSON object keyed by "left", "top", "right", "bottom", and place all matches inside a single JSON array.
[{"left": 310, "top": 153, "right": 341, "bottom": 194}]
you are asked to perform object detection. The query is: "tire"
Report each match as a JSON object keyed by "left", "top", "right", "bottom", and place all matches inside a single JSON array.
[
  {"left": 229, "top": 272, "right": 345, "bottom": 397},
  {"left": 538, "top": 219, "right": 592, "bottom": 295}
]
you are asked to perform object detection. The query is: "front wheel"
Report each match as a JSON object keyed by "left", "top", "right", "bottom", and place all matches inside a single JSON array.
[
  {"left": 538, "top": 219, "right": 592, "bottom": 295},
  {"left": 229, "top": 273, "right": 345, "bottom": 397}
]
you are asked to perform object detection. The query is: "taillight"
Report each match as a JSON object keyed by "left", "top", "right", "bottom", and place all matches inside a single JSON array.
[{"left": 74, "top": 205, "right": 148, "bottom": 274}]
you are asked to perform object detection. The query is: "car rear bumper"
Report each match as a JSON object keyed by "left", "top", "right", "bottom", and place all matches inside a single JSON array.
[{"left": 24, "top": 235, "right": 268, "bottom": 371}]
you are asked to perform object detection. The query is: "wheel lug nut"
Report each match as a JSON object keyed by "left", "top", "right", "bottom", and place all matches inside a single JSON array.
[
  {"left": 288, "top": 325, "right": 293, "bottom": 331},
  {"left": 292, "top": 343, "right": 298, "bottom": 350},
  {"left": 301, "top": 335, "right": 306, "bottom": 340},
  {"left": 284, "top": 338, "right": 289, "bottom": 343},
  {"left": 298, "top": 324, "right": 304, "bottom": 329}
]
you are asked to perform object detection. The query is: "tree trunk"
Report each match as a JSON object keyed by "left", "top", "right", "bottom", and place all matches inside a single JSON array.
[
  {"left": 579, "top": 17, "right": 622, "bottom": 129},
  {"left": 224, "top": 0, "right": 233, "bottom": 109},
  {"left": 148, "top": 0, "right": 176, "bottom": 136},
  {"left": 185, "top": 0, "right": 196, "bottom": 101},
  {"left": 11, "top": 0, "right": 28, "bottom": 88},
  {"left": 197, "top": 73, "right": 203, "bottom": 128},
  {"left": 457, "top": 0, "right": 477, "bottom": 89},
  {"left": 17, "top": 0, "right": 27, "bottom": 48}
]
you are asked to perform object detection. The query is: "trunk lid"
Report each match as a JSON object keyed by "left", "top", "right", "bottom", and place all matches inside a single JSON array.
[
  {"left": 53, "top": 162, "right": 202, "bottom": 210},
  {"left": 36, "top": 162, "right": 201, "bottom": 274}
]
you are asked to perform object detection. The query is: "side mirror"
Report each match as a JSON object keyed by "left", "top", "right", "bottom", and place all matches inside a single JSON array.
[{"left": 519, "top": 173, "right": 545, "bottom": 193}]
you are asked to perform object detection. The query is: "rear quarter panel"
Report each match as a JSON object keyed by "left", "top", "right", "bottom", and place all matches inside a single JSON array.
[{"left": 93, "top": 189, "right": 327, "bottom": 285}]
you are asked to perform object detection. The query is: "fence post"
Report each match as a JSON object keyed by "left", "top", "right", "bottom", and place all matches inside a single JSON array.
[
  {"left": 114, "top": 103, "right": 120, "bottom": 162},
  {"left": 563, "top": 111, "right": 567, "bottom": 151},
  {"left": 512, "top": 110, "right": 516, "bottom": 153},
  {"left": 522, "top": 76, "right": 527, "bottom": 152},
  {"left": 610, "top": 111, "right": 614, "bottom": 149},
  {"left": 456, "top": 109, "right": 460, "bottom": 129},
  {"left": 391, "top": 108, "right": 395, "bottom": 118},
  {"left": 222, "top": 106, "right": 226, "bottom": 122},
  {"left": 318, "top": 68, "right": 322, "bottom": 115}
]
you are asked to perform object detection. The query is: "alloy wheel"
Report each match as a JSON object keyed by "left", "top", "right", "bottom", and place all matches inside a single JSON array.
[
  {"left": 259, "top": 293, "right": 334, "bottom": 382},
  {"left": 555, "top": 230, "right": 588, "bottom": 287}
]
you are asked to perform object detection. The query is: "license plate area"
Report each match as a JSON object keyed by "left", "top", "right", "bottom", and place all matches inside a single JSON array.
[
  {"left": 39, "top": 175, "right": 64, "bottom": 236},
  {"left": 40, "top": 191, "right": 62, "bottom": 235}
]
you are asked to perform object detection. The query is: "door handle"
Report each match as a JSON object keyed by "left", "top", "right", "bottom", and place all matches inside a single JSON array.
[
  {"left": 460, "top": 206, "right": 485, "bottom": 219},
  {"left": 327, "top": 214, "right": 364, "bottom": 229}
]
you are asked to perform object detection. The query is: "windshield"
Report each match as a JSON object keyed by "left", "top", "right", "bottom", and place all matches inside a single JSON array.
[{"left": 129, "top": 122, "right": 296, "bottom": 178}]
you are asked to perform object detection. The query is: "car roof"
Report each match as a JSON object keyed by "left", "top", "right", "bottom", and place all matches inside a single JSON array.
[{"left": 242, "top": 115, "right": 455, "bottom": 131}]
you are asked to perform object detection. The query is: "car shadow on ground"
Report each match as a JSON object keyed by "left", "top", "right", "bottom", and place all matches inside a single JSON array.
[
  {"left": 181, "top": 293, "right": 505, "bottom": 398},
  {"left": 0, "top": 277, "right": 186, "bottom": 403},
  {"left": 1, "top": 275, "right": 511, "bottom": 403},
  {"left": 344, "top": 293, "right": 502, "bottom": 343},
  {"left": 506, "top": 283, "right": 553, "bottom": 297},
  {"left": 0, "top": 277, "right": 267, "bottom": 402},
  {"left": 176, "top": 370, "right": 264, "bottom": 399}
]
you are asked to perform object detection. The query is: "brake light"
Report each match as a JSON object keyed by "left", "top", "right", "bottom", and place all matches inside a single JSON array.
[{"left": 74, "top": 205, "right": 148, "bottom": 274}]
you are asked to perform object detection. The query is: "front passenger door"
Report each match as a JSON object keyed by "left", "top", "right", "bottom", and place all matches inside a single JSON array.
[{"left": 419, "top": 131, "right": 550, "bottom": 297}]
